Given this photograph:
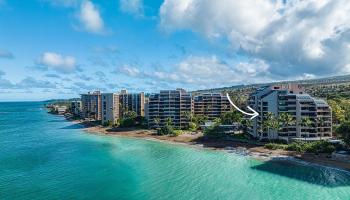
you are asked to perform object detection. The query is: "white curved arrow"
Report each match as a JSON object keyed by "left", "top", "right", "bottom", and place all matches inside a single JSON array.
[{"left": 226, "top": 93, "right": 259, "bottom": 120}]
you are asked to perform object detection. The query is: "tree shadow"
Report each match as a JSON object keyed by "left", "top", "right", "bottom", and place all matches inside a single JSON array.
[
  {"left": 191, "top": 136, "right": 264, "bottom": 150},
  {"left": 251, "top": 159, "right": 350, "bottom": 188},
  {"left": 105, "top": 127, "right": 158, "bottom": 135}
]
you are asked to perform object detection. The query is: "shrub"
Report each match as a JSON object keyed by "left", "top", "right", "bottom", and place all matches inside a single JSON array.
[
  {"left": 264, "top": 143, "right": 286, "bottom": 150},
  {"left": 188, "top": 122, "right": 197, "bottom": 131},
  {"left": 157, "top": 125, "right": 175, "bottom": 135},
  {"left": 286, "top": 142, "right": 304, "bottom": 153},
  {"left": 102, "top": 121, "right": 113, "bottom": 127},
  {"left": 324, "top": 145, "right": 336, "bottom": 154},
  {"left": 172, "top": 130, "right": 183, "bottom": 137},
  {"left": 203, "top": 125, "right": 225, "bottom": 138},
  {"left": 119, "top": 118, "right": 135, "bottom": 127},
  {"left": 336, "top": 121, "right": 350, "bottom": 148},
  {"left": 285, "top": 141, "right": 336, "bottom": 154}
]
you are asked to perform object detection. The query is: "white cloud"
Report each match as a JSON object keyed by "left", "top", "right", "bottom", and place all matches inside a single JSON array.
[
  {"left": 119, "top": 55, "right": 272, "bottom": 89},
  {"left": 78, "top": 1, "right": 104, "bottom": 34},
  {"left": 160, "top": 0, "right": 281, "bottom": 39},
  {"left": 165, "top": 56, "right": 271, "bottom": 86},
  {"left": 235, "top": 59, "right": 270, "bottom": 76},
  {"left": 117, "top": 65, "right": 141, "bottom": 77},
  {"left": 38, "top": 52, "right": 77, "bottom": 73},
  {"left": 119, "top": 0, "right": 144, "bottom": 17},
  {"left": 16, "top": 77, "right": 57, "bottom": 89},
  {"left": 296, "top": 73, "right": 317, "bottom": 80},
  {"left": 160, "top": 0, "right": 350, "bottom": 78}
]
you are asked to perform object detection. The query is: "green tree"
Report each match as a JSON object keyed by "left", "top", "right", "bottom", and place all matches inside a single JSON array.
[
  {"left": 220, "top": 111, "right": 243, "bottom": 125},
  {"left": 182, "top": 111, "right": 194, "bottom": 122},
  {"left": 119, "top": 111, "right": 137, "bottom": 127},
  {"left": 278, "top": 113, "right": 295, "bottom": 137},
  {"left": 327, "top": 99, "right": 345, "bottom": 124},
  {"left": 165, "top": 117, "right": 173, "bottom": 126},
  {"left": 299, "top": 117, "right": 313, "bottom": 141},
  {"left": 241, "top": 118, "right": 252, "bottom": 134},
  {"left": 193, "top": 114, "right": 208, "bottom": 126},
  {"left": 263, "top": 112, "right": 277, "bottom": 140},
  {"left": 336, "top": 121, "right": 350, "bottom": 148},
  {"left": 153, "top": 117, "right": 160, "bottom": 129},
  {"left": 213, "top": 117, "right": 222, "bottom": 125},
  {"left": 158, "top": 117, "right": 175, "bottom": 135},
  {"left": 316, "top": 117, "right": 325, "bottom": 140}
]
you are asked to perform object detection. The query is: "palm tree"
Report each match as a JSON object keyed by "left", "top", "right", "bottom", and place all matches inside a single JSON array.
[
  {"left": 153, "top": 117, "right": 160, "bottom": 129},
  {"left": 182, "top": 111, "right": 194, "bottom": 123},
  {"left": 194, "top": 114, "right": 208, "bottom": 126},
  {"left": 278, "top": 113, "right": 295, "bottom": 137},
  {"left": 165, "top": 117, "right": 173, "bottom": 126},
  {"left": 299, "top": 117, "right": 313, "bottom": 141},
  {"left": 213, "top": 117, "right": 222, "bottom": 125},
  {"left": 263, "top": 112, "right": 274, "bottom": 141},
  {"left": 262, "top": 112, "right": 281, "bottom": 142},
  {"left": 242, "top": 118, "right": 252, "bottom": 134},
  {"left": 316, "top": 117, "right": 325, "bottom": 140}
]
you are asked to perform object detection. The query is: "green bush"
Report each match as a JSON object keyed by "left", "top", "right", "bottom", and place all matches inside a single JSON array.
[
  {"left": 285, "top": 142, "right": 304, "bottom": 152},
  {"left": 188, "top": 122, "right": 197, "bottom": 131},
  {"left": 119, "top": 118, "right": 135, "bottom": 127},
  {"left": 283, "top": 141, "right": 336, "bottom": 153},
  {"left": 203, "top": 125, "right": 225, "bottom": 138},
  {"left": 157, "top": 125, "right": 175, "bottom": 135},
  {"left": 264, "top": 143, "right": 286, "bottom": 150},
  {"left": 336, "top": 121, "right": 350, "bottom": 147},
  {"left": 172, "top": 130, "right": 183, "bottom": 137},
  {"left": 324, "top": 145, "right": 336, "bottom": 154},
  {"left": 102, "top": 121, "right": 113, "bottom": 127}
]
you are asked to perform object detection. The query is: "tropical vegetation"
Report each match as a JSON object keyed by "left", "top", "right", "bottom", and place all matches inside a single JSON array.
[{"left": 264, "top": 140, "right": 336, "bottom": 154}]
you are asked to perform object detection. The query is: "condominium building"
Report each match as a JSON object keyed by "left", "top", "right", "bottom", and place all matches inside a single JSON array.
[
  {"left": 248, "top": 84, "right": 332, "bottom": 141},
  {"left": 101, "top": 93, "right": 120, "bottom": 125},
  {"left": 119, "top": 90, "right": 145, "bottom": 117},
  {"left": 144, "top": 98, "right": 149, "bottom": 120},
  {"left": 148, "top": 89, "right": 192, "bottom": 129},
  {"left": 81, "top": 91, "right": 102, "bottom": 120},
  {"left": 193, "top": 93, "right": 231, "bottom": 120},
  {"left": 70, "top": 100, "right": 82, "bottom": 116}
]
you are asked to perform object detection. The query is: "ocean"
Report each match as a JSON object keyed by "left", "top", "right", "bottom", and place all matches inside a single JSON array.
[{"left": 0, "top": 102, "right": 349, "bottom": 200}]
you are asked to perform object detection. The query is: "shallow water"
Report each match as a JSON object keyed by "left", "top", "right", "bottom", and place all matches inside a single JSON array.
[{"left": 0, "top": 102, "right": 349, "bottom": 200}]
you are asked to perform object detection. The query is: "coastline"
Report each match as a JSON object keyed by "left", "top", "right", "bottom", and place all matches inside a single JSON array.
[{"left": 68, "top": 118, "right": 350, "bottom": 173}]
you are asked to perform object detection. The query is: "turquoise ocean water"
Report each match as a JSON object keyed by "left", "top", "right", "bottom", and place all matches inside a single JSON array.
[{"left": 0, "top": 102, "right": 350, "bottom": 200}]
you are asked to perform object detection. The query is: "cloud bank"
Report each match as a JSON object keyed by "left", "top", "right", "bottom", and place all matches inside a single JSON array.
[{"left": 160, "top": 0, "right": 350, "bottom": 79}]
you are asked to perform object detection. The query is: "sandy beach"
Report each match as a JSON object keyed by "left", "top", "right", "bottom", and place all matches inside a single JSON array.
[{"left": 70, "top": 119, "right": 350, "bottom": 172}]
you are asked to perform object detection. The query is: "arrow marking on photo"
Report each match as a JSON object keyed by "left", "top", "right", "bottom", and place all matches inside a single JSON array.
[{"left": 226, "top": 93, "right": 259, "bottom": 120}]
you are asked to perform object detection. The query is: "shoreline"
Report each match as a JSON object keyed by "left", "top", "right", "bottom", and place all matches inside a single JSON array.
[{"left": 67, "top": 118, "right": 350, "bottom": 172}]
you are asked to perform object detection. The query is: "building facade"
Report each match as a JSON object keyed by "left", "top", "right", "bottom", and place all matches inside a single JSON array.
[
  {"left": 81, "top": 91, "right": 102, "bottom": 120},
  {"left": 70, "top": 101, "right": 82, "bottom": 116},
  {"left": 248, "top": 84, "right": 332, "bottom": 141},
  {"left": 101, "top": 93, "right": 120, "bottom": 125},
  {"left": 193, "top": 93, "right": 231, "bottom": 120},
  {"left": 148, "top": 89, "right": 192, "bottom": 129},
  {"left": 119, "top": 90, "right": 145, "bottom": 117}
]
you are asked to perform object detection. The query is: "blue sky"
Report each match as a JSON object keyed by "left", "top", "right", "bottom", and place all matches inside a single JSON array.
[{"left": 1, "top": 0, "right": 350, "bottom": 101}]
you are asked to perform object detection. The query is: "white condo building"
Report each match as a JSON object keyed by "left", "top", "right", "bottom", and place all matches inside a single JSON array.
[
  {"left": 101, "top": 93, "right": 120, "bottom": 125},
  {"left": 248, "top": 84, "right": 332, "bottom": 142}
]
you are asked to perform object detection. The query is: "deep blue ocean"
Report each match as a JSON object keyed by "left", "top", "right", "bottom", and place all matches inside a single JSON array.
[{"left": 0, "top": 102, "right": 350, "bottom": 200}]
